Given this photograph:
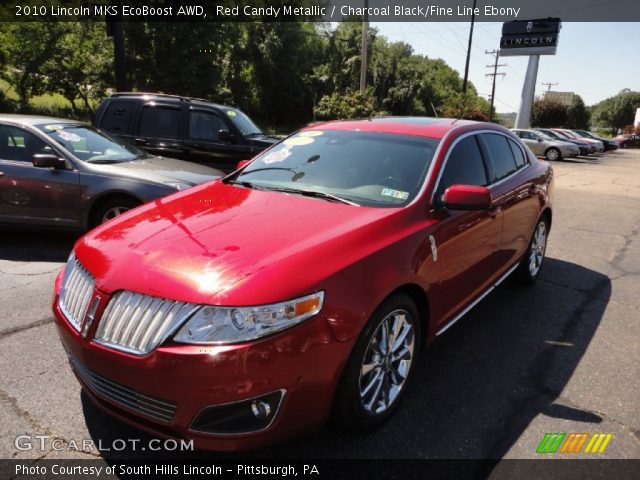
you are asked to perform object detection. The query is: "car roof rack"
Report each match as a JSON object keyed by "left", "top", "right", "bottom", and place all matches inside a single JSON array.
[{"left": 110, "top": 92, "right": 212, "bottom": 103}]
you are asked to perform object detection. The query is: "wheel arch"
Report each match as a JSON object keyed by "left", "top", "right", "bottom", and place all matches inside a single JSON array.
[
  {"left": 382, "top": 283, "right": 431, "bottom": 350},
  {"left": 86, "top": 191, "right": 143, "bottom": 229}
]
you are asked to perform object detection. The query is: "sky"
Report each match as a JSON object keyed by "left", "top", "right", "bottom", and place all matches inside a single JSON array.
[{"left": 373, "top": 22, "right": 640, "bottom": 113}]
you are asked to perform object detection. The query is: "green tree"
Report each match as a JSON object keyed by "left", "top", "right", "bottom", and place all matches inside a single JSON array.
[
  {"left": 314, "top": 89, "right": 381, "bottom": 120},
  {"left": 42, "top": 23, "right": 113, "bottom": 116},
  {"left": 531, "top": 97, "right": 568, "bottom": 127},
  {"left": 591, "top": 89, "right": 640, "bottom": 130},
  {"left": 0, "top": 23, "right": 67, "bottom": 110},
  {"left": 565, "top": 95, "right": 590, "bottom": 129}
]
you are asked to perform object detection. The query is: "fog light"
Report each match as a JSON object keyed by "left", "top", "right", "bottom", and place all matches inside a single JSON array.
[
  {"left": 251, "top": 399, "right": 271, "bottom": 419},
  {"left": 190, "top": 390, "right": 285, "bottom": 435}
]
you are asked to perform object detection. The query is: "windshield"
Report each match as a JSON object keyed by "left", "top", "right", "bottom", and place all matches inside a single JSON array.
[
  {"left": 537, "top": 132, "right": 556, "bottom": 141},
  {"left": 539, "top": 130, "right": 560, "bottom": 140},
  {"left": 226, "top": 129, "right": 440, "bottom": 207},
  {"left": 36, "top": 123, "right": 144, "bottom": 163},
  {"left": 221, "top": 108, "right": 262, "bottom": 136}
]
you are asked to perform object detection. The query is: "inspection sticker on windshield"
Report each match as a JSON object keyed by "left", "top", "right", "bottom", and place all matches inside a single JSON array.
[
  {"left": 226, "top": 110, "right": 237, "bottom": 117},
  {"left": 263, "top": 147, "right": 291, "bottom": 164},
  {"left": 43, "top": 124, "right": 64, "bottom": 131},
  {"left": 381, "top": 188, "right": 409, "bottom": 200}
]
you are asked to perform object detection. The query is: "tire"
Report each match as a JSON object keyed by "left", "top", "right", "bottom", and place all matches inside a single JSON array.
[
  {"left": 515, "top": 216, "right": 549, "bottom": 284},
  {"left": 91, "top": 196, "right": 140, "bottom": 228},
  {"left": 333, "top": 294, "right": 421, "bottom": 430},
  {"left": 545, "top": 147, "right": 561, "bottom": 161}
]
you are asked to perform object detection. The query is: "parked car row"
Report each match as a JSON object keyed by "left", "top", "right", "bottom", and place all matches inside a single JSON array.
[{"left": 510, "top": 126, "right": 620, "bottom": 161}]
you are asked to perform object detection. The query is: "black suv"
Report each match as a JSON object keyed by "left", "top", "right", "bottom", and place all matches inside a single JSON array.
[{"left": 94, "top": 93, "right": 279, "bottom": 171}]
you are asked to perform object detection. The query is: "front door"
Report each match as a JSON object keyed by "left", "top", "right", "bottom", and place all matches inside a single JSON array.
[
  {"left": 425, "top": 133, "right": 503, "bottom": 332},
  {"left": 0, "top": 125, "right": 80, "bottom": 227}
]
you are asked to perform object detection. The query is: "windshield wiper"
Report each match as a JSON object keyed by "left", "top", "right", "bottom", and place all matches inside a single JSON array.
[
  {"left": 244, "top": 132, "right": 264, "bottom": 138},
  {"left": 224, "top": 179, "right": 267, "bottom": 190},
  {"left": 266, "top": 187, "right": 360, "bottom": 206}
]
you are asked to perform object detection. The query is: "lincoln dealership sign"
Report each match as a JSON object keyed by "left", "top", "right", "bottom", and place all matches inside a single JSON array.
[{"left": 500, "top": 18, "right": 561, "bottom": 56}]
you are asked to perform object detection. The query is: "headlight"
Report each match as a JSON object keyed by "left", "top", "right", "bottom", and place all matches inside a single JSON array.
[
  {"left": 165, "top": 182, "right": 193, "bottom": 191},
  {"left": 173, "top": 292, "right": 324, "bottom": 345}
]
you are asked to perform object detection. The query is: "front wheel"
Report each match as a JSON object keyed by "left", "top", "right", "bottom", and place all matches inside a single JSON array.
[
  {"left": 545, "top": 147, "right": 561, "bottom": 161},
  {"left": 515, "top": 217, "right": 549, "bottom": 284},
  {"left": 333, "top": 294, "right": 420, "bottom": 430},
  {"left": 91, "top": 196, "right": 141, "bottom": 228}
]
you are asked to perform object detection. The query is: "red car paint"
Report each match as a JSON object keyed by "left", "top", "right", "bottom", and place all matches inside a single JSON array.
[{"left": 53, "top": 118, "right": 553, "bottom": 450}]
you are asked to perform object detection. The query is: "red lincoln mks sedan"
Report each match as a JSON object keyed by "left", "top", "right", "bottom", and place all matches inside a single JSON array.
[{"left": 53, "top": 117, "right": 553, "bottom": 451}]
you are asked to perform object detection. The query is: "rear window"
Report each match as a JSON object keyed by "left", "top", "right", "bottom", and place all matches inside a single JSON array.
[
  {"left": 482, "top": 133, "right": 518, "bottom": 181},
  {"left": 138, "top": 106, "right": 181, "bottom": 139},
  {"left": 100, "top": 101, "right": 135, "bottom": 134}
]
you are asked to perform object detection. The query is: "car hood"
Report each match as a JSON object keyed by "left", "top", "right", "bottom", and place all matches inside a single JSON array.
[
  {"left": 76, "top": 180, "right": 403, "bottom": 305},
  {"left": 89, "top": 156, "right": 224, "bottom": 186}
]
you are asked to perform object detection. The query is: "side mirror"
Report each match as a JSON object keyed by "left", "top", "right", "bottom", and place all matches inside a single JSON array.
[
  {"left": 236, "top": 159, "right": 251, "bottom": 170},
  {"left": 218, "top": 129, "right": 235, "bottom": 142},
  {"left": 33, "top": 154, "right": 66, "bottom": 169},
  {"left": 443, "top": 185, "right": 492, "bottom": 211}
]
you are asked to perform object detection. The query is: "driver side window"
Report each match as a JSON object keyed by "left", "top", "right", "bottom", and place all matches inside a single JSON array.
[
  {"left": 435, "top": 135, "right": 488, "bottom": 204},
  {"left": 0, "top": 125, "right": 50, "bottom": 163}
]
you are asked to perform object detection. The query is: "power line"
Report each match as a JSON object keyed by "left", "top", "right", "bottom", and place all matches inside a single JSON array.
[
  {"left": 542, "top": 82, "right": 558, "bottom": 92},
  {"left": 485, "top": 50, "right": 507, "bottom": 121}
]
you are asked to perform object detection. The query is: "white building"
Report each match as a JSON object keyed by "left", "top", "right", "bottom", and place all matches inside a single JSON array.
[{"left": 635, "top": 108, "right": 640, "bottom": 128}]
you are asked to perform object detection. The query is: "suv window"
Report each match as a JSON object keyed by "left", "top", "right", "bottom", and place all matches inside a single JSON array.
[
  {"left": 138, "top": 106, "right": 181, "bottom": 138},
  {"left": 101, "top": 101, "right": 135, "bottom": 134},
  {"left": 436, "top": 135, "right": 488, "bottom": 201},
  {"left": 188, "top": 111, "right": 222, "bottom": 141},
  {"left": 0, "top": 125, "right": 51, "bottom": 163},
  {"left": 482, "top": 133, "right": 518, "bottom": 181}
]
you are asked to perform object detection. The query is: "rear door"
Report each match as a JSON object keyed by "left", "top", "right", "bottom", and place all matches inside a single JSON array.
[
  {"left": 133, "top": 103, "right": 186, "bottom": 160},
  {"left": 478, "top": 132, "right": 538, "bottom": 271},
  {"left": 183, "top": 108, "right": 253, "bottom": 170},
  {"left": 0, "top": 124, "right": 80, "bottom": 226},
  {"left": 427, "top": 133, "right": 503, "bottom": 331}
]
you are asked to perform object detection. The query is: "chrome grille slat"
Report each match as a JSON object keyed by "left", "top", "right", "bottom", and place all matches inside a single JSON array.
[
  {"left": 95, "top": 291, "right": 197, "bottom": 355},
  {"left": 59, "top": 258, "right": 95, "bottom": 332},
  {"left": 71, "top": 358, "right": 176, "bottom": 422}
]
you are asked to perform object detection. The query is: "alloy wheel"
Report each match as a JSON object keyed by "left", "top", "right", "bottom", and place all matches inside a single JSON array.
[
  {"left": 358, "top": 309, "right": 415, "bottom": 415},
  {"left": 102, "top": 206, "right": 131, "bottom": 223},
  {"left": 529, "top": 221, "right": 547, "bottom": 277}
]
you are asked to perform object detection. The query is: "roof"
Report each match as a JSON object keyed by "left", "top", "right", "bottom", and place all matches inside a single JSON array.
[
  {"left": 0, "top": 114, "right": 82, "bottom": 127},
  {"left": 108, "top": 92, "right": 230, "bottom": 110},
  {"left": 304, "top": 117, "right": 482, "bottom": 139}
]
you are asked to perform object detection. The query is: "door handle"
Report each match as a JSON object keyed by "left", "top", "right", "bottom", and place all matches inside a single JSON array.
[{"left": 134, "top": 138, "right": 148, "bottom": 145}]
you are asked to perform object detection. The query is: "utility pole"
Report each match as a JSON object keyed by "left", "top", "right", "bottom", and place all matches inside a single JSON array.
[
  {"left": 485, "top": 50, "right": 507, "bottom": 121},
  {"left": 462, "top": 0, "right": 478, "bottom": 94},
  {"left": 359, "top": 0, "right": 369, "bottom": 93},
  {"left": 542, "top": 82, "right": 558, "bottom": 92}
]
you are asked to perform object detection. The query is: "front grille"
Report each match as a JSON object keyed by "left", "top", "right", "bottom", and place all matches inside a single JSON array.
[
  {"left": 71, "top": 357, "right": 177, "bottom": 422},
  {"left": 94, "top": 291, "right": 198, "bottom": 355},
  {"left": 59, "top": 256, "right": 95, "bottom": 332}
]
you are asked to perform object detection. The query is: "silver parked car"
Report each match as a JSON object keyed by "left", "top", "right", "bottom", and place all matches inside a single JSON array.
[
  {"left": 0, "top": 115, "right": 223, "bottom": 230},
  {"left": 511, "top": 129, "right": 580, "bottom": 161}
]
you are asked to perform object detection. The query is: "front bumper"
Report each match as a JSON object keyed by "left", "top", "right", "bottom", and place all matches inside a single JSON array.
[
  {"left": 52, "top": 274, "right": 354, "bottom": 451},
  {"left": 560, "top": 146, "right": 580, "bottom": 158}
]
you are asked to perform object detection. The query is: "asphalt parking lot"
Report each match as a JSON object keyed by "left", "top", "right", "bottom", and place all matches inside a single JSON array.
[{"left": 1, "top": 149, "right": 639, "bottom": 464}]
